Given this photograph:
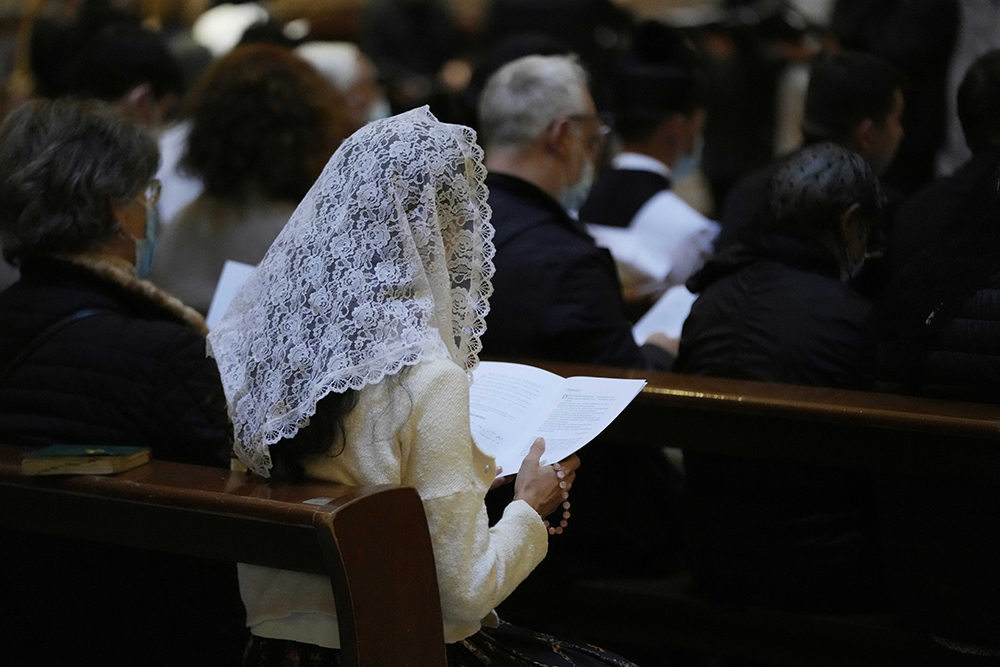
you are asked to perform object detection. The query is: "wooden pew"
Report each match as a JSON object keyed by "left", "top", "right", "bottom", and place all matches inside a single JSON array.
[
  {"left": 0, "top": 444, "right": 448, "bottom": 667},
  {"left": 503, "top": 360, "right": 1000, "bottom": 666},
  {"left": 532, "top": 360, "right": 1000, "bottom": 481}
]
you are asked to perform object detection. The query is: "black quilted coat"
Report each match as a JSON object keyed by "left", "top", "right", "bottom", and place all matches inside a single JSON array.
[
  {"left": 0, "top": 256, "right": 246, "bottom": 666},
  {"left": 0, "top": 256, "right": 230, "bottom": 463},
  {"left": 872, "top": 238, "right": 1000, "bottom": 649}
]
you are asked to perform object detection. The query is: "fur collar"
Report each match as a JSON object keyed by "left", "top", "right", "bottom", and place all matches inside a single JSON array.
[{"left": 50, "top": 253, "right": 209, "bottom": 335}]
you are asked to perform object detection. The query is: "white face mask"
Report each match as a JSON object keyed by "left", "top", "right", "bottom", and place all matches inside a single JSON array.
[
  {"left": 561, "top": 158, "right": 595, "bottom": 215},
  {"left": 673, "top": 134, "right": 704, "bottom": 182}
]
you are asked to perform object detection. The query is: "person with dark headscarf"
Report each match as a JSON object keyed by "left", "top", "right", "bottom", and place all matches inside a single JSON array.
[
  {"left": 675, "top": 143, "right": 890, "bottom": 614},
  {"left": 717, "top": 50, "right": 905, "bottom": 299}
]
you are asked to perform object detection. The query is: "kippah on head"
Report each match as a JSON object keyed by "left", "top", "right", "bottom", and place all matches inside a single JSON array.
[
  {"left": 613, "top": 21, "right": 701, "bottom": 142},
  {"left": 616, "top": 22, "right": 699, "bottom": 114}
]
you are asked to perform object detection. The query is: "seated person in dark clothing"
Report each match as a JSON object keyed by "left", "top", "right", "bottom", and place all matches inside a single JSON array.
[
  {"left": 675, "top": 143, "right": 889, "bottom": 613},
  {"left": 891, "top": 49, "right": 1000, "bottom": 277},
  {"left": 0, "top": 100, "right": 245, "bottom": 667},
  {"left": 870, "top": 145, "right": 1000, "bottom": 655},
  {"left": 477, "top": 55, "right": 682, "bottom": 616},
  {"left": 477, "top": 54, "right": 676, "bottom": 369},
  {"left": 579, "top": 21, "right": 718, "bottom": 302},
  {"left": 717, "top": 51, "right": 905, "bottom": 301}
]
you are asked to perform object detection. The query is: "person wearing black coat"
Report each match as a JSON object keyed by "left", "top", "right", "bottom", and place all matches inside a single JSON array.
[
  {"left": 870, "top": 161, "right": 1000, "bottom": 657},
  {"left": 0, "top": 99, "right": 245, "bottom": 667},
  {"left": 484, "top": 172, "right": 673, "bottom": 369},
  {"left": 0, "top": 256, "right": 230, "bottom": 460},
  {"left": 675, "top": 144, "right": 890, "bottom": 613},
  {"left": 475, "top": 55, "right": 681, "bottom": 629},
  {"left": 845, "top": 54, "right": 1000, "bottom": 650},
  {"left": 476, "top": 55, "right": 674, "bottom": 370},
  {"left": 676, "top": 232, "right": 871, "bottom": 387},
  {"left": 890, "top": 50, "right": 1000, "bottom": 280}
]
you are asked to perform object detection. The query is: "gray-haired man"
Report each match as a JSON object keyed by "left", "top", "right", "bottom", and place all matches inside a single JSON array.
[{"left": 478, "top": 54, "right": 675, "bottom": 368}]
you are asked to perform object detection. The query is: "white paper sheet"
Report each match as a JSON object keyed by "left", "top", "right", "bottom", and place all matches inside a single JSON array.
[
  {"left": 586, "top": 223, "right": 673, "bottom": 283},
  {"left": 205, "top": 260, "right": 255, "bottom": 330},
  {"left": 469, "top": 361, "right": 646, "bottom": 474},
  {"left": 632, "top": 284, "right": 698, "bottom": 344}
]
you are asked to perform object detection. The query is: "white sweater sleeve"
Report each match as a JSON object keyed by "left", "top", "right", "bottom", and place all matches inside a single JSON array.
[{"left": 399, "top": 360, "right": 548, "bottom": 642}]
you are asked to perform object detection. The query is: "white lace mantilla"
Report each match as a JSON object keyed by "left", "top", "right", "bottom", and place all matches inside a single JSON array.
[{"left": 207, "top": 107, "right": 494, "bottom": 476}]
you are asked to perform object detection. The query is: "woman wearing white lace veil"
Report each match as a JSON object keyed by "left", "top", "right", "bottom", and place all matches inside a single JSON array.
[{"left": 208, "top": 107, "right": 640, "bottom": 666}]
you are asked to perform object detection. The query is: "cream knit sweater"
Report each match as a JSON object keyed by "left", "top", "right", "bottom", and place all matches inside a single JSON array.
[{"left": 239, "top": 357, "right": 549, "bottom": 648}]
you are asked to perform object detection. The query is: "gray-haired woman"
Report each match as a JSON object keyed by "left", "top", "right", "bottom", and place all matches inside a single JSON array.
[
  {"left": 0, "top": 98, "right": 245, "bottom": 666},
  {"left": 0, "top": 98, "right": 230, "bottom": 458}
]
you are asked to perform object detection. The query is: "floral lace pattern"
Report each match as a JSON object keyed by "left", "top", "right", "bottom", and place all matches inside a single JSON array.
[{"left": 208, "top": 107, "right": 494, "bottom": 476}]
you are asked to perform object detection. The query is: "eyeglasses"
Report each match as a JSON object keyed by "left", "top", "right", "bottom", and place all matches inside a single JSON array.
[
  {"left": 139, "top": 179, "right": 161, "bottom": 208},
  {"left": 566, "top": 112, "right": 614, "bottom": 140},
  {"left": 564, "top": 113, "right": 614, "bottom": 153}
]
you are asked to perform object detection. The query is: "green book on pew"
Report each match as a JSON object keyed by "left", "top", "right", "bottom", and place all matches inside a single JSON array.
[{"left": 21, "top": 445, "right": 152, "bottom": 476}]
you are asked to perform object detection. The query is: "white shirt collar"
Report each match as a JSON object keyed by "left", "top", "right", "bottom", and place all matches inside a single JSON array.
[{"left": 611, "top": 152, "right": 672, "bottom": 179}]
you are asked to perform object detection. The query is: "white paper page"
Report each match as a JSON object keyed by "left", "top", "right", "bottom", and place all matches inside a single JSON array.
[
  {"left": 206, "top": 260, "right": 256, "bottom": 330},
  {"left": 468, "top": 362, "right": 565, "bottom": 472},
  {"left": 528, "top": 376, "right": 647, "bottom": 466},
  {"left": 586, "top": 223, "right": 672, "bottom": 282},
  {"left": 632, "top": 284, "right": 698, "bottom": 344}
]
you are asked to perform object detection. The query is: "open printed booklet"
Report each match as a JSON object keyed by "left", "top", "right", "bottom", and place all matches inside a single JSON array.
[{"left": 469, "top": 361, "right": 646, "bottom": 475}]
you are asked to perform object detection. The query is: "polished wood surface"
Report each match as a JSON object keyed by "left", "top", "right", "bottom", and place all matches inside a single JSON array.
[
  {"left": 519, "top": 360, "right": 1000, "bottom": 434},
  {"left": 0, "top": 444, "right": 448, "bottom": 667},
  {"left": 482, "top": 360, "right": 1000, "bottom": 664}
]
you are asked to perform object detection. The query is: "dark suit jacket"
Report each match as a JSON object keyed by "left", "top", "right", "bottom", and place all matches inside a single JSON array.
[{"left": 481, "top": 173, "right": 672, "bottom": 369}]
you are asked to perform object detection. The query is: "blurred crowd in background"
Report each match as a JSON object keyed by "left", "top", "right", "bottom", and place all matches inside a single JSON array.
[
  {"left": 0, "top": 0, "right": 986, "bottom": 226},
  {"left": 0, "top": 0, "right": 992, "bottom": 301}
]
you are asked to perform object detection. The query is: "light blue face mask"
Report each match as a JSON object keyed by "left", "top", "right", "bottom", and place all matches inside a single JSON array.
[
  {"left": 672, "top": 134, "right": 704, "bottom": 182},
  {"left": 367, "top": 98, "right": 392, "bottom": 123},
  {"left": 134, "top": 204, "right": 158, "bottom": 279}
]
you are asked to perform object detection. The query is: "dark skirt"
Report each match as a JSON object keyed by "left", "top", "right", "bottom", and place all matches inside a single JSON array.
[{"left": 243, "top": 621, "right": 640, "bottom": 667}]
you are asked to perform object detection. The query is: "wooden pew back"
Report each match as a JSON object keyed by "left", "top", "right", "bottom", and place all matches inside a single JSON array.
[
  {"left": 530, "top": 360, "right": 1000, "bottom": 482},
  {"left": 500, "top": 360, "right": 1000, "bottom": 666},
  {"left": 0, "top": 444, "right": 448, "bottom": 667}
]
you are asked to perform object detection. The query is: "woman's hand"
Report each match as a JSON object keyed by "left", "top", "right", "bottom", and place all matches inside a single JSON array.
[{"left": 513, "top": 437, "right": 580, "bottom": 519}]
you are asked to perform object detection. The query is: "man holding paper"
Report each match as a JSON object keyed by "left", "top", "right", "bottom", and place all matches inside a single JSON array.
[
  {"left": 477, "top": 54, "right": 677, "bottom": 369},
  {"left": 579, "top": 21, "right": 719, "bottom": 303},
  {"left": 475, "top": 56, "right": 686, "bottom": 616}
]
